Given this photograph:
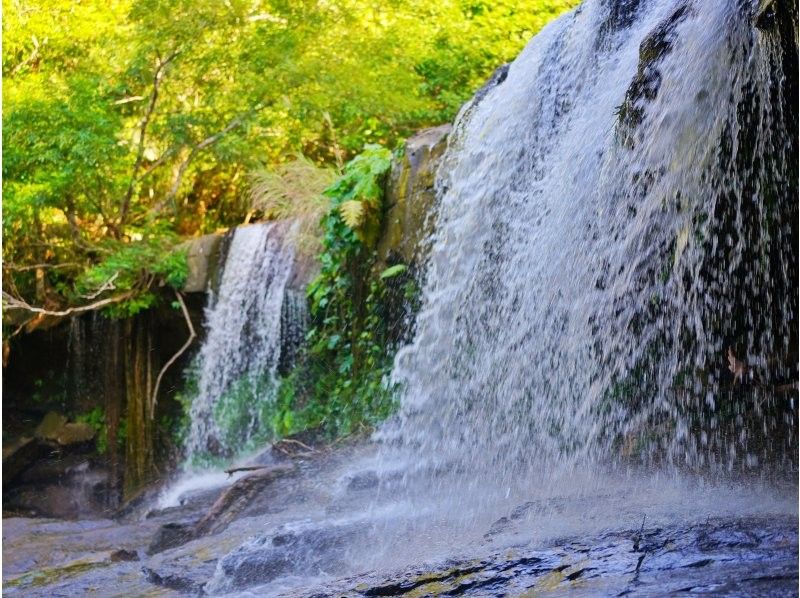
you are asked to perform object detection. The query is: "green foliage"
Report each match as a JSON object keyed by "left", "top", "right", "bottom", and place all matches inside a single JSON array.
[
  {"left": 307, "top": 146, "right": 392, "bottom": 322},
  {"left": 211, "top": 373, "right": 278, "bottom": 456},
  {"left": 380, "top": 264, "right": 408, "bottom": 280},
  {"left": 276, "top": 147, "right": 399, "bottom": 438},
  {"left": 75, "top": 407, "right": 127, "bottom": 455},
  {"left": 76, "top": 407, "right": 108, "bottom": 454},
  {"left": 248, "top": 158, "right": 337, "bottom": 255},
  {"left": 76, "top": 233, "right": 188, "bottom": 317},
  {"left": 3, "top": 0, "right": 578, "bottom": 313}
]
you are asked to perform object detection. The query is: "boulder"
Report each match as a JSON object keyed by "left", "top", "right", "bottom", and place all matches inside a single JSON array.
[
  {"left": 206, "top": 521, "right": 370, "bottom": 593},
  {"left": 2, "top": 436, "right": 47, "bottom": 488},
  {"left": 147, "top": 522, "right": 197, "bottom": 555},
  {"left": 34, "top": 411, "right": 94, "bottom": 446},
  {"left": 376, "top": 124, "right": 451, "bottom": 271},
  {"left": 34, "top": 411, "right": 68, "bottom": 441},
  {"left": 56, "top": 422, "right": 95, "bottom": 445},
  {"left": 180, "top": 232, "right": 225, "bottom": 293}
]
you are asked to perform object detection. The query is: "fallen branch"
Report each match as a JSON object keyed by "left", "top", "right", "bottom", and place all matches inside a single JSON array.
[
  {"left": 194, "top": 464, "right": 294, "bottom": 536},
  {"left": 149, "top": 290, "right": 196, "bottom": 419},
  {"left": 272, "top": 437, "right": 319, "bottom": 458},
  {"left": 223, "top": 465, "right": 271, "bottom": 477},
  {"left": 275, "top": 438, "right": 316, "bottom": 453}
]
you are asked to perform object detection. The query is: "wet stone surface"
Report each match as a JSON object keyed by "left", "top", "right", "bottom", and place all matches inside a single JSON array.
[
  {"left": 2, "top": 468, "right": 798, "bottom": 597},
  {"left": 284, "top": 516, "right": 798, "bottom": 597}
]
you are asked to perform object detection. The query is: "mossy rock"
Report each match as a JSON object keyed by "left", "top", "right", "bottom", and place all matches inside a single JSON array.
[{"left": 34, "top": 412, "right": 94, "bottom": 446}]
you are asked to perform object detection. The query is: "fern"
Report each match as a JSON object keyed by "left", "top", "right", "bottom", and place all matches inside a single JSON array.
[{"left": 339, "top": 200, "right": 365, "bottom": 229}]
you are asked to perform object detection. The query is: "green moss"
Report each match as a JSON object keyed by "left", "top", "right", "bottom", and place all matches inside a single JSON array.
[{"left": 4, "top": 557, "right": 112, "bottom": 590}]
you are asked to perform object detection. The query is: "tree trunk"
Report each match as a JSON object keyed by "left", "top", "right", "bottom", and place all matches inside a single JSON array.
[
  {"left": 123, "top": 315, "right": 156, "bottom": 499},
  {"left": 103, "top": 318, "right": 124, "bottom": 507}
]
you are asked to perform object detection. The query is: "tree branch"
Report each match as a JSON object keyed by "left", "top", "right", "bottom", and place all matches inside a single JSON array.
[
  {"left": 113, "top": 95, "right": 146, "bottom": 105},
  {"left": 2, "top": 290, "right": 136, "bottom": 317},
  {"left": 149, "top": 290, "right": 196, "bottom": 419},
  {"left": 79, "top": 271, "right": 119, "bottom": 300},
  {"left": 10, "top": 35, "right": 43, "bottom": 76},
  {"left": 152, "top": 102, "right": 269, "bottom": 215},
  {"left": 118, "top": 49, "right": 180, "bottom": 230},
  {"left": 139, "top": 146, "right": 180, "bottom": 180},
  {"left": 3, "top": 262, "right": 81, "bottom": 272},
  {"left": 167, "top": 115, "right": 250, "bottom": 202}
]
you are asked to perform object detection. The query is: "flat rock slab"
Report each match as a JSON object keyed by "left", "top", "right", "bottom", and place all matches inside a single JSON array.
[{"left": 286, "top": 516, "right": 798, "bottom": 597}]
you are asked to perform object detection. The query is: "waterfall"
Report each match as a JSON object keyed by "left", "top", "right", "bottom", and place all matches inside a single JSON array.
[
  {"left": 185, "top": 222, "right": 298, "bottom": 463},
  {"left": 202, "top": 3, "right": 796, "bottom": 593},
  {"left": 389, "top": 0, "right": 797, "bottom": 485}
]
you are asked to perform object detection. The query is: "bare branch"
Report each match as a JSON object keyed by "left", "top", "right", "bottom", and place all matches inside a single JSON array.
[
  {"left": 166, "top": 115, "right": 249, "bottom": 201},
  {"left": 224, "top": 465, "right": 271, "bottom": 477},
  {"left": 79, "top": 271, "right": 119, "bottom": 300},
  {"left": 149, "top": 290, "right": 196, "bottom": 419},
  {"left": 3, "top": 262, "right": 81, "bottom": 272},
  {"left": 139, "top": 146, "right": 180, "bottom": 180},
  {"left": 2, "top": 290, "right": 136, "bottom": 317},
  {"left": 247, "top": 13, "right": 287, "bottom": 24},
  {"left": 10, "top": 35, "right": 43, "bottom": 76},
  {"left": 113, "top": 95, "right": 146, "bottom": 105}
]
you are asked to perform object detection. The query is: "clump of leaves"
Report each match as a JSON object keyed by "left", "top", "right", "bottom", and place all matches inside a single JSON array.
[
  {"left": 267, "top": 145, "right": 399, "bottom": 438},
  {"left": 75, "top": 231, "right": 188, "bottom": 317},
  {"left": 75, "top": 406, "right": 127, "bottom": 455}
]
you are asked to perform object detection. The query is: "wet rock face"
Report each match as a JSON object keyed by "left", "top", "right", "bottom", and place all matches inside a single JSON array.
[
  {"left": 600, "top": 0, "right": 644, "bottom": 36},
  {"left": 376, "top": 124, "right": 451, "bottom": 273},
  {"left": 616, "top": 1, "right": 690, "bottom": 144},
  {"left": 207, "top": 521, "right": 371, "bottom": 593},
  {"left": 375, "top": 125, "right": 451, "bottom": 343},
  {"left": 292, "top": 516, "right": 798, "bottom": 597}
]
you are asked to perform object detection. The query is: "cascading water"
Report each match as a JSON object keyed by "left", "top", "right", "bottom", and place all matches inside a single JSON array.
[
  {"left": 205, "top": 1, "right": 797, "bottom": 593},
  {"left": 388, "top": 0, "right": 797, "bottom": 486},
  {"left": 185, "top": 222, "right": 297, "bottom": 463}
]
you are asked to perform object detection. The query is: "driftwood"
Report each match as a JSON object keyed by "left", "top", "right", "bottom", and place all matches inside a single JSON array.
[
  {"left": 147, "top": 463, "right": 295, "bottom": 555},
  {"left": 223, "top": 465, "right": 272, "bottom": 477},
  {"left": 272, "top": 437, "right": 319, "bottom": 458},
  {"left": 193, "top": 463, "right": 295, "bottom": 536}
]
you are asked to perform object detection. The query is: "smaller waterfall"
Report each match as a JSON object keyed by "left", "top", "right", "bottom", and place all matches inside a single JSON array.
[{"left": 185, "top": 222, "right": 298, "bottom": 463}]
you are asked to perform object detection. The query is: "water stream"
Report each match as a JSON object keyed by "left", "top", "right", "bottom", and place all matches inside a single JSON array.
[{"left": 185, "top": 222, "right": 297, "bottom": 463}]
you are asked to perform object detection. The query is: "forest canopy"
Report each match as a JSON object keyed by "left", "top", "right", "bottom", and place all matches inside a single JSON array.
[{"left": 3, "top": 0, "right": 577, "bottom": 315}]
